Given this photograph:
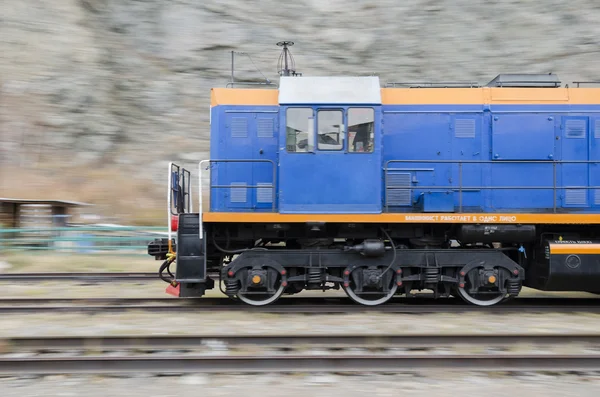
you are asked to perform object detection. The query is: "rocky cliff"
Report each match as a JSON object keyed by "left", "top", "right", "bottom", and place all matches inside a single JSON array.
[{"left": 2, "top": 0, "right": 599, "bottom": 223}]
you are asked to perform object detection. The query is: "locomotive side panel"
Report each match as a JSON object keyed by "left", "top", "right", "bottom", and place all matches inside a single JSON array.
[
  {"left": 489, "top": 111, "right": 557, "bottom": 211},
  {"left": 381, "top": 105, "right": 486, "bottom": 212},
  {"left": 590, "top": 116, "right": 600, "bottom": 209},
  {"left": 381, "top": 89, "right": 600, "bottom": 214},
  {"left": 209, "top": 89, "right": 279, "bottom": 213},
  {"left": 558, "top": 114, "right": 591, "bottom": 210}
]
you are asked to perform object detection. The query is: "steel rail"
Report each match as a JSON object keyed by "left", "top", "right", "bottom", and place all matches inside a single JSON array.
[
  {"left": 4, "top": 333, "right": 600, "bottom": 351},
  {"left": 5, "top": 304, "right": 600, "bottom": 314},
  {"left": 1, "top": 297, "right": 600, "bottom": 314},
  {"left": 0, "top": 272, "right": 157, "bottom": 282},
  {"left": 1, "top": 354, "right": 599, "bottom": 374}
]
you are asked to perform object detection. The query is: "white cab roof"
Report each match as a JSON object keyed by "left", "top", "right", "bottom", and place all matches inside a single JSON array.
[{"left": 278, "top": 76, "right": 381, "bottom": 105}]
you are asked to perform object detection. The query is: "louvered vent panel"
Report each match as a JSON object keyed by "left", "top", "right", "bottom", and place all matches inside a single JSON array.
[
  {"left": 565, "top": 119, "right": 586, "bottom": 139},
  {"left": 595, "top": 189, "right": 600, "bottom": 206},
  {"left": 387, "top": 172, "right": 412, "bottom": 206},
  {"left": 230, "top": 182, "right": 247, "bottom": 203},
  {"left": 231, "top": 117, "right": 248, "bottom": 138},
  {"left": 595, "top": 119, "right": 600, "bottom": 139},
  {"left": 455, "top": 119, "right": 476, "bottom": 138},
  {"left": 565, "top": 189, "right": 587, "bottom": 206},
  {"left": 256, "top": 183, "right": 273, "bottom": 203},
  {"left": 257, "top": 118, "right": 274, "bottom": 138}
]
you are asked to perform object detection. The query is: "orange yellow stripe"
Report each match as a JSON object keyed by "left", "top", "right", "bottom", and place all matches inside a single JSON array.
[
  {"left": 381, "top": 87, "right": 600, "bottom": 105},
  {"left": 381, "top": 88, "right": 484, "bottom": 105},
  {"left": 211, "top": 88, "right": 278, "bottom": 106},
  {"left": 550, "top": 244, "right": 600, "bottom": 254},
  {"left": 202, "top": 212, "right": 600, "bottom": 224},
  {"left": 208, "top": 87, "right": 600, "bottom": 106}
]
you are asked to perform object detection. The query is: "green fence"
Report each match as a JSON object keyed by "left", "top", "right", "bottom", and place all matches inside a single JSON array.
[{"left": 0, "top": 226, "right": 168, "bottom": 253}]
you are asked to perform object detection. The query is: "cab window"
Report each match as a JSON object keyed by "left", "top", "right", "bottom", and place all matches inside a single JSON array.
[
  {"left": 348, "top": 108, "right": 374, "bottom": 153},
  {"left": 317, "top": 110, "right": 344, "bottom": 151},
  {"left": 286, "top": 108, "right": 314, "bottom": 152}
]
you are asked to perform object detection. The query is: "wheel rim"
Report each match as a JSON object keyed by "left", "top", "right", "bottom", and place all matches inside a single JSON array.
[
  {"left": 456, "top": 268, "right": 507, "bottom": 307},
  {"left": 456, "top": 286, "right": 506, "bottom": 306},
  {"left": 237, "top": 283, "right": 285, "bottom": 306},
  {"left": 343, "top": 267, "right": 398, "bottom": 306},
  {"left": 236, "top": 267, "right": 285, "bottom": 306}
]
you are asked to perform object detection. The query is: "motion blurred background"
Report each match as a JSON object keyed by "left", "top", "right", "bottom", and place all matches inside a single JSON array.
[
  {"left": 2, "top": 0, "right": 599, "bottom": 226},
  {"left": 1, "top": 2, "right": 600, "bottom": 395}
]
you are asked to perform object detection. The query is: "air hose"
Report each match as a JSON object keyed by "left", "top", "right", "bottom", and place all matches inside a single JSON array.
[
  {"left": 377, "top": 227, "right": 397, "bottom": 280},
  {"left": 158, "top": 252, "right": 177, "bottom": 285}
]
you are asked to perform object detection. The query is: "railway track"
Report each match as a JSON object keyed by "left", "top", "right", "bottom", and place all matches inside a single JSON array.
[
  {"left": 3, "top": 354, "right": 599, "bottom": 374},
  {"left": 5, "top": 333, "right": 600, "bottom": 350},
  {"left": 1, "top": 296, "right": 600, "bottom": 314},
  {"left": 0, "top": 272, "right": 157, "bottom": 282},
  {"left": 1, "top": 333, "right": 599, "bottom": 374}
]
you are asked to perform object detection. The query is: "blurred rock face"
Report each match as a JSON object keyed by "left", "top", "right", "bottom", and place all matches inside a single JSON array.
[{"left": 1, "top": 0, "right": 599, "bottom": 217}]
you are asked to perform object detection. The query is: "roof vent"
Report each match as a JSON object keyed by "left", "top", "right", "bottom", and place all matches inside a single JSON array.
[{"left": 486, "top": 73, "right": 561, "bottom": 88}]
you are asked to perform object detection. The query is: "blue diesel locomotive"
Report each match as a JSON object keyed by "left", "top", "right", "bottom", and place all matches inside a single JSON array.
[{"left": 149, "top": 42, "right": 600, "bottom": 306}]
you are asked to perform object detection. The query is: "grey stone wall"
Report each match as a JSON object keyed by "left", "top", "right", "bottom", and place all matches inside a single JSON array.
[{"left": 1, "top": 0, "right": 599, "bottom": 197}]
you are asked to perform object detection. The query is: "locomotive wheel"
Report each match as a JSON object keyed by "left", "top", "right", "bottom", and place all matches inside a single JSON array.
[
  {"left": 237, "top": 284, "right": 285, "bottom": 306},
  {"left": 236, "top": 266, "right": 285, "bottom": 306},
  {"left": 456, "top": 286, "right": 505, "bottom": 306},
  {"left": 456, "top": 267, "right": 507, "bottom": 307},
  {"left": 342, "top": 266, "right": 398, "bottom": 306}
]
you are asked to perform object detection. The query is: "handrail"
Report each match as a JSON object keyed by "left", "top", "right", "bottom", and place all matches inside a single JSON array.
[
  {"left": 225, "top": 81, "right": 278, "bottom": 88},
  {"left": 385, "top": 81, "right": 480, "bottom": 88},
  {"left": 491, "top": 81, "right": 561, "bottom": 88},
  {"left": 384, "top": 159, "right": 600, "bottom": 213},
  {"left": 199, "top": 159, "right": 209, "bottom": 238},
  {"left": 199, "top": 159, "right": 277, "bottom": 237},
  {"left": 168, "top": 163, "right": 192, "bottom": 215},
  {"left": 167, "top": 162, "right": 173, "bottom": 246},
  {"left": 572, "top": 81, "right": 600, "bottom": 87}
]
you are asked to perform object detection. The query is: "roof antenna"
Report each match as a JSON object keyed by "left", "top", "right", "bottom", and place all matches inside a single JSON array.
[{"left": 277, "top": 41, "right": 301, "bottom": 77}]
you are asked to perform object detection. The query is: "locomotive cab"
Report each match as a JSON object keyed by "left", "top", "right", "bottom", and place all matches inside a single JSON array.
[{"left": 278, "top": 76, "right": 382, "bottom": 214}]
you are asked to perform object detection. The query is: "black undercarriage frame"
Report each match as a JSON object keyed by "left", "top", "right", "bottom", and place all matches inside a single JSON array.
[{"left": 218, "top": 245, "right": 525, "bottom": 304}]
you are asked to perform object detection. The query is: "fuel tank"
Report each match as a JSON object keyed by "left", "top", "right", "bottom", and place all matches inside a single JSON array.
[
  {"left": 526, "top": 239, "right": 600, "bottom": 293},
  {"left": 455, "top": 224, "right": 536, "bottom": 244}
]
